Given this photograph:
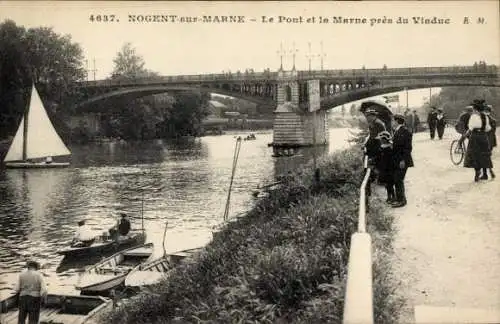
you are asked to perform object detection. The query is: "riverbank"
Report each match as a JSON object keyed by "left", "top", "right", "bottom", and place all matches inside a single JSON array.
[
  {"left": 391, "top": 131, "right": 500, "bottom": 323},
  {"left": 100, "top": 135, "right": 404, "bottom": 323}
]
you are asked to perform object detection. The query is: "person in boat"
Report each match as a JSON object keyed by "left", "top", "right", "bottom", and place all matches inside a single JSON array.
[
  {"left": 109, "top": 213, "right": 132, "bottom": 240},
  {"left": 14, "top": 260, "right": 48, "bottom": 324},
  {"left": 72, "top": 220, "right": 95, "bottom": 247}
]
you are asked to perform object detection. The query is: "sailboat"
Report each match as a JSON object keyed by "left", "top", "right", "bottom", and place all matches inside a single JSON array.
[{"left": 3, "top": 85, "right": 71, "bottom": 168}]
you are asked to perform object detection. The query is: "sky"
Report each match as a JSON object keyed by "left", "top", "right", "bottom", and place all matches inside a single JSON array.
[{"left": 1, "top": 0, "right": 499, "bottom": 107}]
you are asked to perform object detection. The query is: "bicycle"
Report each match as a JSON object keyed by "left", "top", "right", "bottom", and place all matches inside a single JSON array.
[{"left": 450, "top": 136, "right": 469, "bottom": 165}]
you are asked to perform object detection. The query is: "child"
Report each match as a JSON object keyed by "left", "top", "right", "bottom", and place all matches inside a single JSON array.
[{"left": 376, "top": 131, "right": 396, "bottom": 203}]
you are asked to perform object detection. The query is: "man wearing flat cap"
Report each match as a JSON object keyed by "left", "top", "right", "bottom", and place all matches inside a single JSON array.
[{"left": 391, "top": 113, "right": 414, "bottom": 207}]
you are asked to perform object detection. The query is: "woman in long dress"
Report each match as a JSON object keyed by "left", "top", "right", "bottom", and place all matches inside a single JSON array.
[{"left": 463, "top": 99, "right": 493, "bottom": 181}]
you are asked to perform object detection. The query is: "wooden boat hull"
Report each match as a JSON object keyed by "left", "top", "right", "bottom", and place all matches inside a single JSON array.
[
  {"left": 0, "top": 294, "right": 111, "bottom": 324},
  {"left": 57, "top": 232, "right": 146, "bottom": 258},
  {"left": 4, "top": 161, "right": 70, "bottom": 169},
  {"left": 77, "top": 243, "right": 154, "bottom": 294},
  {"left": 125, "top": 247, "right": 202, "bottom": 288}
]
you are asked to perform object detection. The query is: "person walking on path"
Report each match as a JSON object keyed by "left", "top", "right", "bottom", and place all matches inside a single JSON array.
[
  {"left": 391, "top": 114, "right": 414, "bottom": 208},
  {"left": 482, "top": 104, "right": 496, "bottom": 179},
  {"left": 427, "top": 107, "right": 438, "bottom": 140},
  {"left": 411, "top": 110, "right": 421, "bottom": 133},
  {"left": 436, "top": 108, "right": 447, "bottom": 140},
  {"left": 463, "top": 99, "right": 494, "bottom": 182},
  {"left": 14, "top": 260, "right": 48, "bottom": 324}
]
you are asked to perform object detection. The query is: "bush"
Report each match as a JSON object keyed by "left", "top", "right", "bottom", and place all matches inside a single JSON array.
[{"left": 101, "top": 142, "right": 404, "bottom": 323}]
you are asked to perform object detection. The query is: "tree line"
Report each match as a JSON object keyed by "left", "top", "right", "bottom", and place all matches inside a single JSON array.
[
  {"left": 0, "top": 20, "right": 209, "bottom": 142},
  {"left": 428, "top": 86, "right": 500, "bottom": 120}
]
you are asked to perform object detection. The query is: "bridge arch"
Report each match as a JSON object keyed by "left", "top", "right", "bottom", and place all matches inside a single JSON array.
[
  {"left": 319, "top": 80, "right": 500, "bottom": 110},
  {"left": 73, "top": 84, "right": 275, "bottom": 111}
]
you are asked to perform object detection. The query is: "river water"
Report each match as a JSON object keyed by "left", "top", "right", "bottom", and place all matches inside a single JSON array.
[{"left": 0, "top": 128, "right": 353, "bottom": 297}]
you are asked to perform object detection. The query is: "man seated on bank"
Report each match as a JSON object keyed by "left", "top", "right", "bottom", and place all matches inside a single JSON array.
[
  {"left": 71, "top": 220, "right": 95, "bottom": 247},
  {"left": 109, "top": 213, "right": 132, "bottom": 241}
]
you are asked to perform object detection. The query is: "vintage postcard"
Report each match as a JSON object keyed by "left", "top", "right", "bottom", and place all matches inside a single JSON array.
[{"left": 0, "top": 1, "right": 498, "bottom": 323}]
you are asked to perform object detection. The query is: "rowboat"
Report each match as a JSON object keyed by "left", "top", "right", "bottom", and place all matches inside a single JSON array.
[
  {"left": 124, "top": 247, "right": 202, "bottom": 288},
  {"left": 0, "top": 294, "right": 111, "bottom": 324},
  {"left": 76, "top": 243, "right": 154, "bottom": 294},
  {"left": 56, "top": 231, "right": 146, "bottom": 258}
]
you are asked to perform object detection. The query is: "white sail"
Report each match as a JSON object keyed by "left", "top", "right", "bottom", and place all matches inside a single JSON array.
[
  {"left": 3, "top": 85, "right": 71, "bottom": 162},
  {"left": 3, "top": 118, "right": 25, "bottom": 162}
]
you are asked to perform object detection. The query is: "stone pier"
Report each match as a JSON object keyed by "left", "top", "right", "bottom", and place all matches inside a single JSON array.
[{"left": 271, "top": 68, "right": 328, "bottom": 153}]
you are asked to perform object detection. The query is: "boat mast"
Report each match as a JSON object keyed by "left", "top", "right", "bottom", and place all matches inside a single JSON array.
[{"left": 22, "top": 88, "right": 30, "bottom": 161}]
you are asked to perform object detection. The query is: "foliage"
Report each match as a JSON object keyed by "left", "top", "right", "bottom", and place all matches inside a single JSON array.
[
  {"left": 0, "top": 19, "right": 85, "bottom": 139},
  {"left": 111, "top": 42, "right": 158, "bottom": 80},
  {"left": 101, "top": 144, "right": 404, "bottom": 324},
  {"left": 427, "top": 86, "right": 500, "bottom": 119}
]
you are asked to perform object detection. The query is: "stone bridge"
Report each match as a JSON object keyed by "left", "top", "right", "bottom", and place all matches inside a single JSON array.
[{"left": 69, "top": 64, "right": 499, "bottom": 149}]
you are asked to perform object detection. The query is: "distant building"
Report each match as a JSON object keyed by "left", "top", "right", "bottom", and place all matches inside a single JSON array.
[{"left": 208, "top": 100, "right": 228, "bottom": 117}]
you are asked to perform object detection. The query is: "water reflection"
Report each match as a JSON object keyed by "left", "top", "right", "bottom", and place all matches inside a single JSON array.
[{"left": 0, "top": 128, "right": 353, "bottom": 297}]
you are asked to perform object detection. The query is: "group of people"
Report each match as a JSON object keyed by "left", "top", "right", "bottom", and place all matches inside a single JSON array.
[
  {"left": 427, "top": 106, "right": 448, "bottom": 140},
  {"left": 403, "top": 109, "right": 421, "bottom": 134},
  {"left": 364, "top": 101, "right": 414, "bottom": 208},
  {"left": 458, "top": 99, "right": 497, "bottom": 181},
  {"left": 13, "top": 213, "right": 133, "bottom": 323}
]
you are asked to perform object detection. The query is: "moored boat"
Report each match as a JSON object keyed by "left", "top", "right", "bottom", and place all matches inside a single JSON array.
[
  {"left": 0, "top": 294, "right": 112, "bottom": 324},
  {"left": 76, "top": 243, "right": 154, "bottom": 294},
  {"left": 56, "top": 231, "right": 146, "bottom": 259},
  {"left": 124, "top": 247, "right": 202, "bottom": 288}
]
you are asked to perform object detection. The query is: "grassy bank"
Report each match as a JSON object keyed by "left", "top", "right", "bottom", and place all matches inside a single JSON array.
[{"left": 101, "top": 137, "right": 404, "bottom": 323}]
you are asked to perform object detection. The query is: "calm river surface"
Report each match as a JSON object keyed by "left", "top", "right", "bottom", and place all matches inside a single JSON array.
[{"left": 0, "top": 128, "right": 353, "bottom": 297}]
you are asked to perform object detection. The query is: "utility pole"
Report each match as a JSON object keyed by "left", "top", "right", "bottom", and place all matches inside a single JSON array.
[
  {"left": 307, "top": 42, "right": 312, "bottom": 71},
  {"left": 85, "top": 59, "right": 89, "bottom": 81},
  {"left": 429, "top": 87, "right": 432, "bottom": 107},
  {"left": 92, "top": 58, "right": 97, "bottom": 81},
  {"left": 405, "top": 87, "right": 409, "bottom": 109},
  {"left": 277, "top": 42, "right": 285, "bottom": 70},
  {"left": 290, "top": 42, "right": 298, "bottom": 70},
  {"left": 319, "top": 41, "right": 326, "bottom": 70}
]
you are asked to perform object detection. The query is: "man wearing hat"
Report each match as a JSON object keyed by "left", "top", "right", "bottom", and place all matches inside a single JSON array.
[
  {"left": 426, "top": 106, "right": 438, "bottom": 139},
  {"left": 14, "top": 260, "right": 47, "bottom": 324},
  {"left": 391, "top": 113, "right": 414, "bottom": 207},
  {"left": 71, "top": 219, "right": 95, "bottom": 247},
  {"left": 435, "top": 108, "right": 447, "bottom": 140}
]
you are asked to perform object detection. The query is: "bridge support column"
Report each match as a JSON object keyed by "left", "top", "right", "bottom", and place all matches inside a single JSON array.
[{"left": 271, "top": 71, "right": 328, "bottom": 153}]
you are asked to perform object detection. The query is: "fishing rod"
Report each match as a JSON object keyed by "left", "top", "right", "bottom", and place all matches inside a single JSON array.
[{"left": 162, "top": 221, "right": 168, "bottom": 257}]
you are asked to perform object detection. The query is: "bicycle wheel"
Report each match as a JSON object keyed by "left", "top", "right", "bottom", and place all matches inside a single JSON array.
[{"left": 450, "top": 139, "right": 465, "bottom": 165}]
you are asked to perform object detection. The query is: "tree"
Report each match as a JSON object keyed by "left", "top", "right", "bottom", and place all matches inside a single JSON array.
[
  {"left": 157, "top": 92, "right": 210, "bottom": 138},
  {"left": 111, "top": 42, "right": 157, "bottom": 79},
  {"left": 0, "top": 20, "right": 85, "bottom": 139}
]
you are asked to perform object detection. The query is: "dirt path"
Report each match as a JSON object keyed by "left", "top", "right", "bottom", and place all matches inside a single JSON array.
[{"left": 390, "top": 129, "right": 500, "bottom": 322}]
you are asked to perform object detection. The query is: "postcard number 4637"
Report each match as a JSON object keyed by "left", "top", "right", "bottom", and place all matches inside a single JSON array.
[{"left": 89, "top": 15, "right": 118, "bottom": 23}]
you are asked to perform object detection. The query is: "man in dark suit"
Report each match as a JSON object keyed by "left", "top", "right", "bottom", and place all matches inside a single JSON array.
[
  {"left": 391, "top": 114, "right": 414, "bottom": 208},
  {"left": 427, "top": 107, "right": 438, "bottom": 139}
]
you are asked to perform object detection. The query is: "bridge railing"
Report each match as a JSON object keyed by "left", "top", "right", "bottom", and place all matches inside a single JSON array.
[
  {"left": 80, "top": 65, "right": 498, "bottom": 87},
  {"left": 342, "top": 155, "right": 373, "bottom": 324}
]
